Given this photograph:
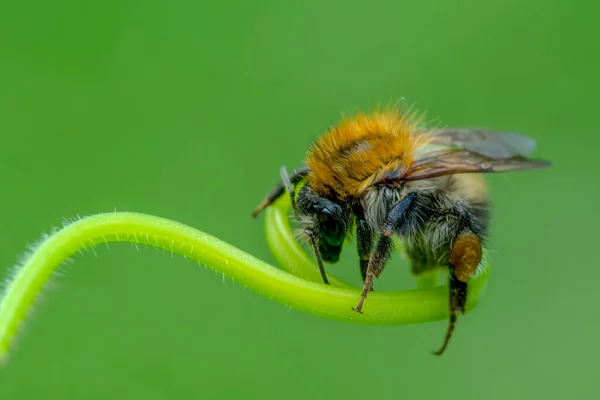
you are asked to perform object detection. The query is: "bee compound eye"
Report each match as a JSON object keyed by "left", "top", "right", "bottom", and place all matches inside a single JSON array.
[
  {"left": 318, "top": 208, "right": 333, "bottom": 224},
  {"left": 318, "top": 213, "right": 343, "bottom": 246},
  {"left": 322, "top": 219, "right": 340, "bottom": 237},
  {"left": 321, "top": 208, "right": 333, "bottom": 217}
]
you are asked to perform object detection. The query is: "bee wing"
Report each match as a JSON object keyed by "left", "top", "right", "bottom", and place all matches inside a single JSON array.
[
  {"left": 427, "top": 128, "right": 538, "bottom": 158},
  {"left": 402, "top": 150, "right": 550, "bottom": 182}
]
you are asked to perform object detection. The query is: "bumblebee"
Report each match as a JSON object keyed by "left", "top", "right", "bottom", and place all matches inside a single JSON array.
[{"left": 252, "top": 107, "right": 549, "bottom": 355}]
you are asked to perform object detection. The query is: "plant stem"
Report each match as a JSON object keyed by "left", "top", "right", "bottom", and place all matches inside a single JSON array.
[{"left": 0, "top": 196, "right": 489, "bottom": 364}]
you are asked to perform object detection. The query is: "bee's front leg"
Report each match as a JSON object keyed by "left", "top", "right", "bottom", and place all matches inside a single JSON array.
[{"left": 433, "top": 202, "right": 483, "bottom": 356}]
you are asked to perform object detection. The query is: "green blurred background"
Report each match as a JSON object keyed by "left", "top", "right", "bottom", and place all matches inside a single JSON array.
[{"left": 0, "top": 0, "right": 596, "bottom": 398}]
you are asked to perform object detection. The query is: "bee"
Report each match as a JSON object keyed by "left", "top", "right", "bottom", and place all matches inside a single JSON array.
[{"left": 251, "top": 106, "right": 550, "bottom": 355}]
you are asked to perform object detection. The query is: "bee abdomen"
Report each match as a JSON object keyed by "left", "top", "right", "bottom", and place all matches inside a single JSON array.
[{"left": 403, "top": 192, "right": 490, "bottom": 271}]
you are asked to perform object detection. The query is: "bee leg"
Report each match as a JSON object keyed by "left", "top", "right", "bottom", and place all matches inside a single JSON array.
[
  {"left": 381, "top": 192, "right": 418, "bottom": 237},
  {"left": 432, "top": 271, "right": 467, "bottom": 356},
  {"left": 353, "top": 205, "right": 374, "bottom": 288},
  {"left": 251, "top": 165, "right": 310, "bottom": 218},
  {"left": 433, "top": 203, "right": 483, "bottom": 356},
  {"left": 357, "top": 219, "right": 374, "bottom": 287},
  {"left": 353, "top": 235, "right": 394, "bottom": 313}
]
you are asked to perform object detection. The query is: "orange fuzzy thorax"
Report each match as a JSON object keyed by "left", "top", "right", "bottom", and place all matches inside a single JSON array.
[{"left": 306, "top": 109, "right": 430, "bottom": 199}]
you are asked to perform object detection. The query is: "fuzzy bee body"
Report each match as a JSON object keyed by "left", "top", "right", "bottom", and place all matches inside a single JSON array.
[
  {"left": 252, "top": 106, "right": 549, "bottom": 355},
  {"left": 362, "top": 174, "right": 489, "bottom": 275}
]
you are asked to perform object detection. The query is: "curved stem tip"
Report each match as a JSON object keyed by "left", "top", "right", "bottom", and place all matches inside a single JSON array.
[{"left": 0, "top": 196, "right": 489, "bottom": 364}]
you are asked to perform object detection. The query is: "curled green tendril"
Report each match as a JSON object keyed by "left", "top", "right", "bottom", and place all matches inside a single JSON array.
[{"left": 0, "top": 194, "right": 489, "bottom": 364}]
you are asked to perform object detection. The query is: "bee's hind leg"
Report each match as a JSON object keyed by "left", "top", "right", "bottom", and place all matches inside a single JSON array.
[
  {"left": 432, "top": 272, "right": 468, "bottom": 356},
  {"left": 433, "top": 202, "right": 483, "bottom": 356}
]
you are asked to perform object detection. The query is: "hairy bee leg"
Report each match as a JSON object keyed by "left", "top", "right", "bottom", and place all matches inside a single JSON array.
[
  {"left": 357, "top": 220, "right": 373, "bottom": 285},
  {"left": 433, "top": 202, "right": 483, "bottom": 356},
  {"left": 449, "top": 203, "right": 483, "bottom": 283},
  {"left": 432, "top": 272, "right": 467, "bottom": 356},
  {"left": 251, "top": 165, "right": 310, "bottom": 218},
  {"left": 353, "top": 205, "right": 374, "bottom": 286},
  {"left": 353, "top": 272, "right": 373, "bottom": 314},
  {"left": 381, "top": 192, "right": 418, "bottom": 236},
  {"left": 353, "top": 235, "right": 394, "bottom": 313}
]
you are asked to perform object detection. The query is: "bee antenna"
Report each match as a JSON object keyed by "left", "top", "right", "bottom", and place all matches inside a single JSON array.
[
  {"left": 280, "top": 166, "right": 296, "bottom": 209},
  {"left": 251, "top": 165, "right": 310, "bottom": 218},
  {"left": 306, "top": 229, "right": 330, "bottom": 285}
]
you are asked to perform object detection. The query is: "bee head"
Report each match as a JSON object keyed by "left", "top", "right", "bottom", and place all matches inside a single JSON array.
[{"left": 295, "top": 185, "right": 352, "bottom": 263}]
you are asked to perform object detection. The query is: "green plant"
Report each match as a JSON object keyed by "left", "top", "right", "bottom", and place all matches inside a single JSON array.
[{"left": 0, "top": 193, "right": 489, "bottom": 364}]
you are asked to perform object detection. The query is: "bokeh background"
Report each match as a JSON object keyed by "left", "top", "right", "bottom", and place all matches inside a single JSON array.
[{"left": 0, "top": 0, "right": 596, "bottom": 398}]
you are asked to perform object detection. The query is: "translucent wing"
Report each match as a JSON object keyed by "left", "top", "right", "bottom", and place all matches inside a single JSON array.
[
  {"left": 402, "top": 150, "right": 550, "bottom": 182},
  {"left": 426, "top": 128, "right": 538, "bottom": 158}
]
